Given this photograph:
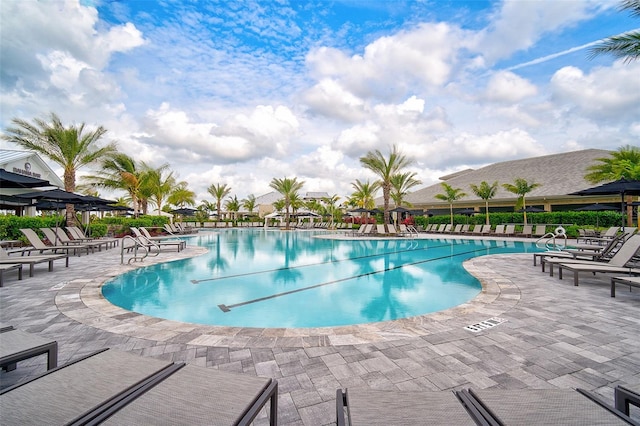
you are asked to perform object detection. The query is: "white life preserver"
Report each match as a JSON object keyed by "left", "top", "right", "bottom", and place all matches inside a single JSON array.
[{"left": 555, "top": 226, "right": 566, "bottom": 236}]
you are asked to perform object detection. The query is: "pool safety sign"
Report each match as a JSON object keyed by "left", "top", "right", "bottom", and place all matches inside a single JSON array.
[{"left": 464, "top": 317, "right": 507, "bottom": 332}]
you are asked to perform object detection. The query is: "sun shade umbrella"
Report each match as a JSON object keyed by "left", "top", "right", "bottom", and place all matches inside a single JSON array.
[
  {"left": 0, "top": 169, "right": 51, "bottom": 188},
  {"left": 170, "top": 207, "right": 197, "bottom": 216},
  {"left": 16, "top": 189, "right": 92, "bottom": 244},
  {"left": 517, "top": 206, "right": 545, "bottom": 213},
  {"left": 570, "top": 177, "right": 640, "bottom": 227}
]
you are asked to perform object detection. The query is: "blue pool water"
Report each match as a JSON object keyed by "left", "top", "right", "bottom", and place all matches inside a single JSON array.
[{"left": 102, "top": 230, "right": 541, "bottom": 328}]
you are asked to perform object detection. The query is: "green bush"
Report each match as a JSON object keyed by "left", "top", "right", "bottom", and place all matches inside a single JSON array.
[{"left": 0, "top": 215, "right": 62, "bottom": 243}]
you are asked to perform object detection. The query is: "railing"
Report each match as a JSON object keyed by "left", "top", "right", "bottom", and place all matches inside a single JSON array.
[
  {"left": 120, "top": 236, "right": 150, "bottom": 264},
  {"left": 536, "top": 226, "right": 568, "bottom": 251}
]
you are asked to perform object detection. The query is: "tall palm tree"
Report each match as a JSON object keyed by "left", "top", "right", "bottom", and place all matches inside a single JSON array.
[
  {"left": 470, "top": 181, "right": 499, "bottom": 225},
  {"left": 585, "top": 145, "right": 640, "bottom": 226},
  {"left": 269, "top": 177, "right": 304, "bottom": 230},
  {"left": 350, "top": 179, "right": 380, "bottom": 209},
  {"left": 502, "top": 178, "right": 541, "bottom": 225},
  {"left": 390, "top": 171, "right": 422, "bottom": 207},
  {"left": 168, "top": 182, "right": 196, "bottom": 209},
  {"left": 140, "top": 163, "right": 176, "bottom": 215},
  {"left": 89, "top": 153, "right": 144, "bottom": 216},
  {"left": 435, "top": 183, "right": 467, "bottom": 226},
  {"left": 322, "top": 194, "right": 341, "bottom": 225},
  {"left": 224, "top": 195, "right": 241, "bottom": 221},
  {"left": 207, "top": 183, "right": 231, "bottom": 219},
  {"left": 241, "top": 194, "right": 257, "bottom": 217},
  {"left": 360, "top": 145, "right": 413, "bottom": 232},
  {"left": 2, "top": 112, "right": 117, "bottom": 224},
  {"left": 589, "top": 0, "right": 640, "bottom": 63}
]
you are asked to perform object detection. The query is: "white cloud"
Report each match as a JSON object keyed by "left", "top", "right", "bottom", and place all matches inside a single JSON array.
[
  {"left": 141, "top": 103, "right": 300, "bottom": 164},
  {"left": 477, "top": 0, "right": 604, "bottom": 63},
  {"left": 483, "top": 71, "right": 538, "bottom": 103},
  {"left": 550, "top": 62, "right": 640, "bottom": 120}
]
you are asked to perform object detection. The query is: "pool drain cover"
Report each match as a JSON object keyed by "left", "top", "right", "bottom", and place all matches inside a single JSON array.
[{"left": 464, "top": 317, "right": 506, "bottom": 332}]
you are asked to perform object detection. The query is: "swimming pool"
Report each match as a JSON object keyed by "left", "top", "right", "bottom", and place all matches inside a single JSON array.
[{"left": 102, "top": 229, "right": 541, "bottom": 328}]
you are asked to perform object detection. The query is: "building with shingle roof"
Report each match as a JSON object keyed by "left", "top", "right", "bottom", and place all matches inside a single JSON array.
[{"left": 402, "top": 149, "right": 620, "bottom": 214}]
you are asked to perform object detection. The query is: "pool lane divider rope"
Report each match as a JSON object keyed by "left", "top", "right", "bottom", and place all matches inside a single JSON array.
[
  {"left": 217, "top": 246, "right": 488, "bottom": 313},
  {"left": 193, "top": 241, "right": 459, "bottom": 285}
]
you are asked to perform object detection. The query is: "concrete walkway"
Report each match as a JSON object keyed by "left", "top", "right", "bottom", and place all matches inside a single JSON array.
[{"left": 1, "top": 235, "right": 639, "bottom": 425}]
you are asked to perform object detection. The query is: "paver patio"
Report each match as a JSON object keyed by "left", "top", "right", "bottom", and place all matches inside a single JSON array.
[{"left": 1, "top": 233, "right": 639, "bottom": 425}]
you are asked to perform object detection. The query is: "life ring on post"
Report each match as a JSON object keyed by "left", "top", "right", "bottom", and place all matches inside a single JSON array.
[{"left": 555, "top": 226, "right": 566, "bottom": 236}]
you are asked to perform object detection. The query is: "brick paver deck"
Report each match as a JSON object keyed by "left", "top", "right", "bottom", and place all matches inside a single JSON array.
[{"left": 1, "top": 234, "right": 638, "bottom": 425}]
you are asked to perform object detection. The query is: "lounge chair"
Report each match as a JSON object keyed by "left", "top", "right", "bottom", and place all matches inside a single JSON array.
[
  {"left": 610, "top": 276, "right": 640, "bottom": 297},
  {"left": 474, "top": 224, "right": 491, "bottom": 236},
  {"left": 615, "top": 386, "right": 640, "bottom": 417},
  {"left": 337, "top": 387, "right": 635, "bottom": 426},
  {"left": 581, "top": 226, "right": 621, "bottom": 245},
  {"left": 0, "top": 263, "right": 22, "bottom": 287},
  {"left": 0, "top": 328, "right": 57, "bottom": 372},
  {"left": 555, "top": 234, "right": 640, "bottom": 286},
  {"left": 0, "top": 247, "right": 69, "bottom": 277},
  {"left": 336, "top": 388, "right": 478, "bottom": 425},
  {"left": 518, "top": 224, "right": 533, "bottom": 237},
  {"left": 40, "top": 227, "right": 107, "bottom": 253},
  {"left": 66, "top": 226, "right": 119, "bottom": 248},
  {"left": 20, "top": 228, "right": 90, "bottom": 256},
  {"left": 130, "top": 227, "right": 185, "bottom": 252},
  {"left": 503, "top": 224, "right": 516, "bottom": 237},
  {"left": 0, "top": 349, "right": 277, "bottom": 426},
  {"left": 532, "top": 224, "right": 547, "bottom": 238},
  {"left": 534, "top": 233, "right": 625, "bottom": 269},
  {"left": 456, "top": 388, "right": 637, "bottom": 425},
  {"left": 492, "top": 224, "right": 505, "bottom": 235}
]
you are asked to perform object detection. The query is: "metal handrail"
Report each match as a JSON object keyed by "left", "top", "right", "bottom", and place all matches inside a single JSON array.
[
  {"left": 536, "top": 227, "right": 568, "bottom": 251},
  {"left": 120, "top": 236, "right": 150, "bottom": 264}
]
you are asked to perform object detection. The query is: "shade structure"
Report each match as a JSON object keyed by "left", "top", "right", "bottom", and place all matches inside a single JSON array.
[
  {"left": 390, "top": 206, "right": 411, "bottom": 213},
  {"left": 517, "top": 206, "right": 545, "bottom": 213},
  {"left": 0, "top": 169, "right": 51, "bottom": 188},
  {"left": 15, "top": 188, "right": 89, "bottom": 204},
  {"left": 456, "top": 208, "right": 476, "bottom": 215},
  {"left": 16, "top": 189, "right": 93, "bottom": 244},
  {"left": 349, "top": 207, "right": 370, "bottom": 213},
  {"left": 170, "top": 207, "right": 197, "bottom": 216},
  {"left": 570, "top": 177, "right": 640, "bottom": 227},
  {"left": 574, "top": 203, "right": 617, "bottom": 211}
]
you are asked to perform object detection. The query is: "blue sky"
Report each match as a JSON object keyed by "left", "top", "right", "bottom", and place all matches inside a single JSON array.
[{"left": 1, "top": 0, "right": 639, "bottom": 204}]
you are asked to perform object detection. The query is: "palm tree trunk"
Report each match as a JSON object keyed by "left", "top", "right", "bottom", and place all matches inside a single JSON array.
[
  {"left": 485, "top": 200, "right": 490, "bottom": 225},
  {"left": 64, "top": 168, "right": 78, "bottom": 226}
]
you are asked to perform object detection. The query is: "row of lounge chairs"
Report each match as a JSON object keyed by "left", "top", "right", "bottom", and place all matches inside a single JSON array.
[
  {"left": 337, "top": 386, "right": 640, "bottom": 425},
  {"left": 422, "top": 223, "right": 549, "bottom": 237},
  {"left": 351, "top": 224, "right": 419, "bottom": 237},
  {"left": 0, "top": 226, "right": 119, "bottom": 286},
  {"left": 533, "top": 231, "right": 640, "bottom": 293}
]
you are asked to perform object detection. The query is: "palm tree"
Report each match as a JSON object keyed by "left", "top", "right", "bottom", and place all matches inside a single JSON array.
[
  {"left": 350, "top": 179, "right": 380, "bottom": 209},
  {"left": 585, "top": 145, "right": 640, "bottom": 182},
  {"left": 502, "top": 178, "right": 541, "bottom": 225},
  {"left": 2, "top": 112, "right": 117, "bottom": 224},
  {"left": 360, "top": 145, "right": 413, "bottom": 232},
  {"left": 269, "top": 177, "right": 304, "bottom": 230},
  {"left": 470, "top": 181, "right": 499, "bottom": 225},
  {"left": 322, "top": 194, "right": 341, "bottom": 225},
  {"left": 207, "top": 183, "right": 231, "bottom": 220},
  {"left": 89, "top": 153, "right": 144, "bottom": 216},
  {"left": 390, "top": 172, "right": 422, "bottom": 207},
  {"left": 435, "top": 183, "right": 467, "bottom": 226},
  {"left": 140, "top": 163, "right": 176, "bottom": 215},
  {"left": 168, "top": 182, "right": 196, "bottom": 209},
  {"left": 241, "top": 194, "right": 257, "bottom": 217},
  {"left": 224, "top": 195, "right": 241, "bottom": 221},
  {"left": 589, "top": 0, "right": 640, "bottom": 63},
  {"left": 199, "top": 200, "right": 217, "bottom": 219},
  {"left": 585, "top": 145, "right": 640, "bottom": 226}
]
